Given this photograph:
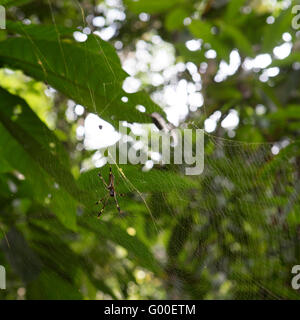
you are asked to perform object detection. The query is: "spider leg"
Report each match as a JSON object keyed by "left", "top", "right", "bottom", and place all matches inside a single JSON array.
[
  {"left": 97, "top": 196, "right": 109, "bottom": 218},
  {"left": 98, "top": 171, "right": 108, "bottom": 188},
  {"left": 113, "top": 192, "right": 122, "bottom": 214},
  {"left": 108, "top": 165, "right": 114, "bottom": 188},
  {"left": 95, "top": 195, "right": 107, "bottom": 205}
]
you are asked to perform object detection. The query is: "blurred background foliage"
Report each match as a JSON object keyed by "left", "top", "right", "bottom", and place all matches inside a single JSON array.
[{"left": 0, "top": 0, "right": 300, "bottom": 299}]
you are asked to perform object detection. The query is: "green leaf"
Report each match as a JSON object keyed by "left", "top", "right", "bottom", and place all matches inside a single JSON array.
[
  {"left": 78, "top": 165, "right": 198, "bottom": 198},
  {"left": 5, "top": 20, "right": 75, "bottom": 40},
  {"left": 0, "top": 22, "right": 161, "bottom": 125},
  {"left": 189, "top": 20, "right": 214, "bottom": 44},
  {"left": 0, "top": 86, "right": 70, "bottom": 166},
  {"left": 236, "top": 126, "right": 264, "bottom": 143},
  {"left": 189, "top": 20, "right": 231, "bottom": 62},
  {"left": 268, "top": 105, "right": 300, "bottom": 120},
  {"left": 225, "top": 0, "right": 247, "bottom": 22},
  {"left": 0, "top": 228, "right": 43, "bottom": 283},
  {"left": 167, "top": 216, "right": 193, "bottom": 259},
  {"left": 27, "top": 270, "right": 82, "bottom": 299},
  {"left": 0, "top": 157, "right": 11, "bottom": 173},
  {"left": 262, "top": 9, "right": 293, "bottom": 53},
  {"left": 270, "top": 52, "right": 300, "bottom": 67},
  {"left": 219, "top": 22, "right": 253, "bottom": 56},
  {"left": 165, "top": 8, "right": 188, "bottom": 31},
  {"left": 0, "top": 0, "right": 32, "bottom": 7},
  {"left": 0, "top": 87, "right": 79, "bottom": 230},
  {"left": 81, "top": 217, "right": 162, "bottom": 274},
  {"left": 124, "top": 0, "right": 181, "bottom": 14},
  {"left": 176, "top": 43, "right": 206, "bottom": 64}
]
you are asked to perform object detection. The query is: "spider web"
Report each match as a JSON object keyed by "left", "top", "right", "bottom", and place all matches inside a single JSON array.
[{"left": 0, "top": 0, "right": 299, "bottom": 301}]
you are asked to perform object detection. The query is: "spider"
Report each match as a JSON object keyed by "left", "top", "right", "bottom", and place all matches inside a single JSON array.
[{"left": 96, "top": 166, "right": 125, "bottom": 218}]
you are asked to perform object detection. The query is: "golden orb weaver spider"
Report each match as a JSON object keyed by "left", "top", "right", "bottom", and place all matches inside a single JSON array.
[{"left": 96, "top": 166, "right": 125, "bottom": 218}]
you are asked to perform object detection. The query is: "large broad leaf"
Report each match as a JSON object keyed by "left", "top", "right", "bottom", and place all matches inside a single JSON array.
[
  {"left": 190, "top": 19, "right": 252, "bottom": 58},
  {"left": 124, "top": 0, "right": 183, "bottom": 14},
  {"left": 225, "top": 0, "right": 247, "bottom": 22},
  {"left": 0, "top": 0, "right": 32, "bottom": 7},
  {"left": 27, "top": 270, "right": 83, "bottom": 299},
  {"left": 0, "top": 87, "right": 163, "bottom": 273},
  {"left": 81, "top": 217, "right": 162, "bottom": 274},
  {"left": 5, "top": 20, "right": 76, "bottom": 40},
  {"left": 165, "top": 8, "right": 189, "bottom": 31},
  {"left": 0, "top": 22, "right": 162, "bottom": 125},
  {"left": 167, "top": 215, "right": 193, "bottom": 259},
  {"left": 189, "top": 20, "right": 214, "bottom": 44},
  {"left": 0, "top": 86, "right": 69, "bottom": 166},
  {"left": 262, "top": 9, "right": 293, "bottom": 52},
  {"left": 189, "top": 20, "right": 231, "bottom": 62},
  {"left": 268, "top": 105, "right": 300, "bottom": 120},
  {"left": 219, "top": 22, "right": 253, "bottom": 57},
  {"left": 78, "top": 165, "right": 198, "bottom": 199},
  {"left": 0, "top": 87, "right": 80, "bottom": 230},
  {"left": 0, "top": 228, "right": 43, "bottom": 283}
]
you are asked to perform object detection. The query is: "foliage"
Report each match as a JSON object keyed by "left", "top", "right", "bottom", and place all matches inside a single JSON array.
[{"left": 0, "top": 0, "right": 300, "bottom": 300}]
